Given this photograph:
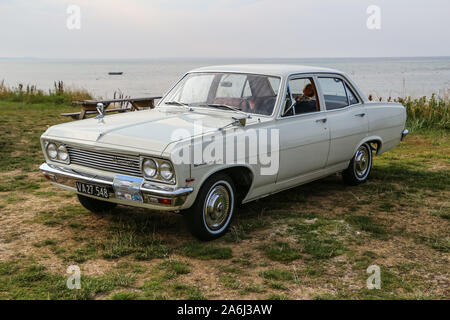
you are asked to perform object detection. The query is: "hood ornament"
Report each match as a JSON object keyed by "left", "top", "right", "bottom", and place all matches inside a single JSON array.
[{"left": 95, "top": 103, "right": 106, "bottom": 123}]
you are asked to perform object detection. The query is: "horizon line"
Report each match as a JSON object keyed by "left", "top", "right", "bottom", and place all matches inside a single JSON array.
[{"left": 1, "top": 55, "right": 450, "bottom": 61}]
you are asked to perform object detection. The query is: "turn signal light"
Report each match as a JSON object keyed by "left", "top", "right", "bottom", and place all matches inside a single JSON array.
[{"left": 157, "top": 198, "right": 172, "bottom": 205}]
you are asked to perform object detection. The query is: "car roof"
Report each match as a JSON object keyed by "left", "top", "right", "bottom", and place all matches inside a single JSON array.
[{"left": 189, "top": 64, "right": 342, "bottom": 77}]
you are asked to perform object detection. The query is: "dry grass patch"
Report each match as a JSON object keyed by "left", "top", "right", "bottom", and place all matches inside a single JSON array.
[{"left": 0, "top": 102, "right": 448, "bottom": 299}]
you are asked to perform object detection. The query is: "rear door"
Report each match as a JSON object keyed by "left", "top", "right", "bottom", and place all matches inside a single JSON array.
[{"left": 316, "top": 76, "right": 368, "bottom": 167}]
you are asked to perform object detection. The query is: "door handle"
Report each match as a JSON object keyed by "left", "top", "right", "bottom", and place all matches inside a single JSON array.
[
  {"left": 315, "top": 118, "right": 327, "bottom": 123},
  {"left": 355, "top": 113, "right": 366, "bottom": 117}
]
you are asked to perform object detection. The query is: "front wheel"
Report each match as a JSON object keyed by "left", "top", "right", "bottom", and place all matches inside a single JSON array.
[
  {"left": 343, "top": 143, "right": 373, "bottom": 185},
  {"left": 183, "top": 173, "right": 235, "bottom": 241}
]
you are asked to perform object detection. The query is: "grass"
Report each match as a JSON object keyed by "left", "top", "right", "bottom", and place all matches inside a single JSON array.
[
  {"left": 219, "top": 274, "right": 242, "bottom": 290},
  {"left": 267, "top": 294, "right": 290, "bottom": 300},
  {"left": 110, "top": 291, "right": 139, "bottom": 300},
  {"left": 260, "top": 269, "right": 294, "bottom": 281},
  {"left": 33, "top": 239, "right": 58, "bottom": 248},
  {"left": 0, "top": 175, "right": 41, "bottom": 192},
  {"left": 0, "top": 96, "right": 448, "bottom": 300},
  {"left": 345, "top": 215, "right": 389, "bottom": 239},
  {"left": 0, "top": 80, "right": 92, "bottom": 106},
  {"left": 158, "top": 260, "right": 190, "bottom": 279},
  {"left": 0, "top": 103, "right": 74, "bottom": 172},
  {"left": 180, "top": 242, "right": 233, "bottom": 260},
  {"left": 0, "top": 260, "right": 135, "bottom": 300},
  {"left": 138, "top": 269, "right": 205, "bottom": 300},
  {"left": 101, "top": 232, "right": 170, "bottom": 261},
  {"left": 416, "top": 235, "right": 450, "bottom": 253},
  {"left": 267, "top": 281, "right": 287, "bottom": 290},
  {"left": 262, "top": 242, "right": 301, "bottom": 263},
  {"left": 170, "top": 282, "right": 205, "bottom": 300},
  {"left": 302, "top": 238, "right": 346, "bottom": 259},
  {"left": 289, "top": 218, "right": 347, "bottom": 259}
]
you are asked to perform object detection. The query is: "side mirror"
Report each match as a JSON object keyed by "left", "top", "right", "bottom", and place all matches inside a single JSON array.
[{"left": 232, "top": 114, "right": 247, "bottom": 127}]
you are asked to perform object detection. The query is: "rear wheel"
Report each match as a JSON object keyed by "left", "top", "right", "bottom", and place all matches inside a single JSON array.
[
  {"left": 77, "top": 194, "right": 117, "bottom": 213},
  {"left": 184, "top": 173, "right": 235, "bottom": 241},
  {"left": 343, "top": 143, "right": 373, "bottom": 185}
]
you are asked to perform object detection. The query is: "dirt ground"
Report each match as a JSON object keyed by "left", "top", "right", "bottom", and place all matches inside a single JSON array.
[{"left": 0, "top": 104, "right": 448, "bottom": 299}]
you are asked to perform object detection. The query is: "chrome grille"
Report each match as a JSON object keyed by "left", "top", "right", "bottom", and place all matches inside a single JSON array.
[{"left": 67, "top": 146, "right": 142, "bottom": 176}]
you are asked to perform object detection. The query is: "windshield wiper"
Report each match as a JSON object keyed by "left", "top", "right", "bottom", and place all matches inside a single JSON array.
[
  {"left": 165, "top": 100, "right": 188, "bottom": 106},
  {"left": 164, "top": 100, "right": 193, "bottom": 110},
  {"left": 203, "top": 103, "right": 251, "bottom": 117}
]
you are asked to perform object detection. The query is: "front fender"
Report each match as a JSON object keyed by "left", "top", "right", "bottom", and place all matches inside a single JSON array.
[
  {"left": 195, "top": 163, "right": 255, "bottom": 189},
  {"left": 183, "top": 163, "right": 257, "bottom": 207}
]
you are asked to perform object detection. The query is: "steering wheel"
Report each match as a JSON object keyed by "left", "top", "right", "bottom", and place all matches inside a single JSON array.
[{"left": 239, "top": 99, "right": 251, "bottom": 113}]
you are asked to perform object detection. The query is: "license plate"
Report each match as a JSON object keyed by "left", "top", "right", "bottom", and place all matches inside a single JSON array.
[{"left": 76, "top": 181, "right": 109, "bottom": 199}]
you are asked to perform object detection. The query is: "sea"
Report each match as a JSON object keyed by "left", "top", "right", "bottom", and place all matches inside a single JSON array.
[{"left": 0, "top": 57, "right": 449, "bottom": 100}]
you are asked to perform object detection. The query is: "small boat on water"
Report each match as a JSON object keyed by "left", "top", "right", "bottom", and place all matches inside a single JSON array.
[{"left": 108, "top": 72, "right": 123, "bottom": 75}]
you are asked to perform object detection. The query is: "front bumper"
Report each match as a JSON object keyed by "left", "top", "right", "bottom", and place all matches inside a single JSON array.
[{"left": 39, "top": 163, "right": 193, "bottom": 210}]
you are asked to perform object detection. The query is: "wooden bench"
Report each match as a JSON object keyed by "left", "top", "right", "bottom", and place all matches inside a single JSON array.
[{"left": 61, "top": 96, "right": 162, "bottom": 120}]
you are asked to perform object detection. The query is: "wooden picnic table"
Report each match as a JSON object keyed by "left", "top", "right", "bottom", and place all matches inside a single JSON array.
[{"left": 61, "top": 96, "right": 162, "bottom": 120}]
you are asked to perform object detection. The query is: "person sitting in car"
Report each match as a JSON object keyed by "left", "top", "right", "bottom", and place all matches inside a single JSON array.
[
  {"left": 293, "top": 83, "right": 317, "bottom": 114},
  {"left": 296, "top": 84, "right": 315, "bottom": 101}
]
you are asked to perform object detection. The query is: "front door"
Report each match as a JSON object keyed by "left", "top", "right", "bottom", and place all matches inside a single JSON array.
[{"left": 276, "top": 76, "right": 330, "bottom": 184}]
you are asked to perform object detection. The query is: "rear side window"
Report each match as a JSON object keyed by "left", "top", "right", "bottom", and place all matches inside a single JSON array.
[{"left": 317, "top": 77, "right": 348, "bottom": 110}]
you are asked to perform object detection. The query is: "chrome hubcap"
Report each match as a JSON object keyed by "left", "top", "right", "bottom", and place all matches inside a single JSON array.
[
  {"left": 204, "top": 184, "right": 231, "bottom": 230},
  {"left": 354, "top": 145, "right": 370, "bottom": 178}
]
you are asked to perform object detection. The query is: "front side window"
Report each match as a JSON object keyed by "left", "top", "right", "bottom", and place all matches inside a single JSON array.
[
  {"left": 282, "top": 77, "right": 319, "bottom": 116},
  {"left": 162, "top": 72, "right": 281, "bottom": 116}
]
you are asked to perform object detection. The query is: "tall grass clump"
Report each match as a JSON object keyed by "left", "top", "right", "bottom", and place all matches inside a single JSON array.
[
  {"left": 0, "top": 80, "right": 92, "bottom": 105},
  {"left": 399, "top": 95, "right": 449, "bottom": 131}
]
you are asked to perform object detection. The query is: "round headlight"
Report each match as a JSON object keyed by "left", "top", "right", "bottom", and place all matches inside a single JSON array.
[
  {"left": 159, "top": 162, "right": 174, "bottom": 180},
  {"left": 46, "top": 143, "right": 57, "bottom": 159},
  {"left": 57, "top": 145, "right": 69, "bottom": 161},
  {"left": 143, "top": 159, "right": 157, "bottom": 178}
]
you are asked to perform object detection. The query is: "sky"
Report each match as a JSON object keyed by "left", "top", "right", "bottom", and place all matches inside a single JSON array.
[{"left": 0, "top": 0, "right": 449, "bottom": 59}]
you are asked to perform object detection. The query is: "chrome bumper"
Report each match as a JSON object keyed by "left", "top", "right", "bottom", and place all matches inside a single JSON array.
[
  {"left": 401, "top": 129, "right": 409, "bottom": 141},
  {"left": 39, "top": 163, "right": 193, "bottom": 210}
]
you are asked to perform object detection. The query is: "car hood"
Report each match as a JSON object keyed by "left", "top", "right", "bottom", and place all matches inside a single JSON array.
[{"left": 43, "top": 106, "right": 260, "bottom": 154}]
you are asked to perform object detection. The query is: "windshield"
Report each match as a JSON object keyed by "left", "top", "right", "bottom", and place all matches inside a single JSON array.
[{"left": 161, "top": 72, "right": 281, "bottom": 116}]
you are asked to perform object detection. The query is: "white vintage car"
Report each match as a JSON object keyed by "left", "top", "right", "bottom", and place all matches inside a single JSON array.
[{"left": 40, "top": 65, "right": 408, "bottom": 240}]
